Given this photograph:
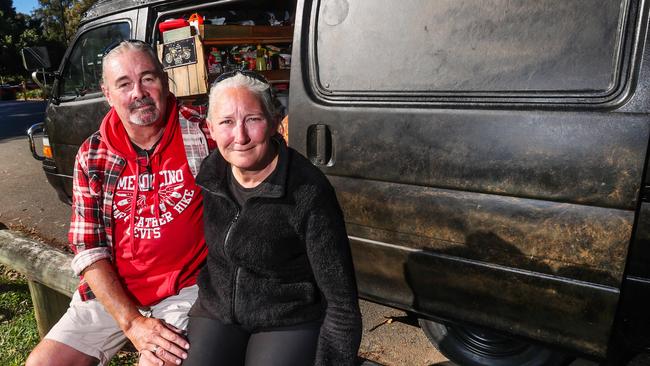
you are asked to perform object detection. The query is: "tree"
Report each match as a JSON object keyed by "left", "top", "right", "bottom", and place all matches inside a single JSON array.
[
  {"left": 34, "top": 0, "right": 97, "bottom": 44},
  {"left": 0, "top": 0, "right": 25, "bottom": 78},
  {"left": 66, "top": 0, "right": 98, "bottom": 41},
  {"left": 0, "top": 0, "right": 98, "bottom": 82}
]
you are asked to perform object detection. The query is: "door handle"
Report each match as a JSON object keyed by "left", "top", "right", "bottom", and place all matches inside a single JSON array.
[{"left": 307, "top": 124, "right": 332, "bottom": 166}]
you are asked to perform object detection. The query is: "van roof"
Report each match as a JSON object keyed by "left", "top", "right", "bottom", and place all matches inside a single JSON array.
[
  {"left": 81, "top": 0, "right": 295, "bottom": 27},
  {"left": 81, "top": 0, "right": 168, "bottom": 24}
]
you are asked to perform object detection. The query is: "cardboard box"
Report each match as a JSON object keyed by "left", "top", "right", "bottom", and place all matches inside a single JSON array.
[{"left": 157, "top": 35, "right": 207, "bottom": 97}]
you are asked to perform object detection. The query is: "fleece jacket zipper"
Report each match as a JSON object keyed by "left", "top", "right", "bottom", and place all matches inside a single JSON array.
[{"left": 224, "top": 210, "right": 240, "bottom": 323}]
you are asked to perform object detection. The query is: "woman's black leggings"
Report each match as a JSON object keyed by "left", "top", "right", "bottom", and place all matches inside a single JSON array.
[{"left": 182, "top": 316, "right": 321, "bottom": 366}]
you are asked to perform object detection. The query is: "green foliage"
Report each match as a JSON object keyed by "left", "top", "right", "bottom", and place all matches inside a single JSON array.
[
  {"left": 0, "top": 0, "right": 99, "bottom": 82},
  {"left": 18, "top": 28, "right": 41, "bottom": 49},
  {"left": 109, "top": 350, "right": 139, "bottom": 366},
  {"left": 0, "top": 74, "right": 23, "bottom": 84},
  {"left": 34, "top": 0, "right": 98, "bottom": 44},
  {"left": 0, "top": 1, "right": 26, "bottom": 77},
  {"left": 0, "top": 265, "right": 39, "bottom": 366},
  {"left": 17, "top": 88, "right": 45, "bottom": 100},
  {"left": 34, "top": 0, "right": 68, "bottom": 43}
]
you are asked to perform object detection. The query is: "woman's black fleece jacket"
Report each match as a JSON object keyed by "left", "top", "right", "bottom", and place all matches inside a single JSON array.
[{"left": 190, "top": 138, "right": 362, "bottom": 365}]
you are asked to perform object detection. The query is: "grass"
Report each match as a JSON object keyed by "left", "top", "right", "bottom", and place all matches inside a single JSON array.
[
  {"left": 0, "top": 265, "right": 40, "bottom": 366},
  {"left": 0, "top": 264, "right": 138, "bottom": 365}
]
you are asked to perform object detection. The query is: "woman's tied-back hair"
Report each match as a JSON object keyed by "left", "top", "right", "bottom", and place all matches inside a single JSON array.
[
  {"left": 208, "top": 72, "right": 279, "bottom": 126},
  {"left": 101, "top": 40, "right": 165, "bottom": 85}
]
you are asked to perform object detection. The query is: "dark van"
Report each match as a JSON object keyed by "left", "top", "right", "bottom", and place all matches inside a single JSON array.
[{"left": 24, "top": 0, "right": 650, "bottom": 365}]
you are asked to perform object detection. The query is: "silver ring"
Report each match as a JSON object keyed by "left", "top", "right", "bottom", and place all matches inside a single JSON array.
[{"left": 152, "top": 345, "right": 159, "bottom": 354}]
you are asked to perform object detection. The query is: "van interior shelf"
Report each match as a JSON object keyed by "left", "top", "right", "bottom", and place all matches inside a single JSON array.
[{"left": 200, "top": 25, "right": 293, "bottom": 45}]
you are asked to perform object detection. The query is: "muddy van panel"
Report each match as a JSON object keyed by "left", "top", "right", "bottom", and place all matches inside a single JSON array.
[
  {"left": 290, "top": 0, "right": 650, "bottom": 360},
  {"left": 295, "top": 109, "right": 649, "bottom": 209}
]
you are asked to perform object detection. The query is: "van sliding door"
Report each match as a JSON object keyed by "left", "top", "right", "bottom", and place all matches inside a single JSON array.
[{"left": 289, "top": 0, "right": 649, "bottom": 357}]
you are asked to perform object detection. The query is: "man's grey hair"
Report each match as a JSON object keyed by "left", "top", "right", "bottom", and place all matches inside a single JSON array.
[
  {"left": 101, "top": 40, "right": 165, "bottom": 85},
  {"left": 207, "top": 73, "right": 279, "bottom": 125}
]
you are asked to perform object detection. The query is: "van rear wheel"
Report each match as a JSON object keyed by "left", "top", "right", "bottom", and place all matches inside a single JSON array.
[{"left": 418, "top": 319, "right": 569, "bottom": 366}]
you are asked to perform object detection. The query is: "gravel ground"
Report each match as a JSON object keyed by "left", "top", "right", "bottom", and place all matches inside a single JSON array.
[{"left": 359, "top": 300, "right": 449, "bottom": 366}]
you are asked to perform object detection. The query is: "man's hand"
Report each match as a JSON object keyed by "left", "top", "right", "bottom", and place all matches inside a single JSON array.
[
  {"left": 81, "top": 260, "right": 190, "bottom": 365},
  {"left": 126, "top": 315, "right": 189, "bottom": 366}
]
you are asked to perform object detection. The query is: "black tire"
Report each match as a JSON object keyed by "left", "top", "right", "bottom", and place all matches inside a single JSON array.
[
  {"left": 627, "top": 352, "right": 650, "bottom": 366},
  {"left": 419, "top": 319, "right": 569, "bottom": 366}
]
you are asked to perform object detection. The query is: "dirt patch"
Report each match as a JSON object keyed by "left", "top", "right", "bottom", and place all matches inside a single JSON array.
[{"left": 5, "top": 222, "right": 70, "bottom": 252}]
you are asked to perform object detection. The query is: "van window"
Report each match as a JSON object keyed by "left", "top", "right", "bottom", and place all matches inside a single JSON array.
[
  {"left": 60, "top": 22, "right": 130, "bottom": 97},
  {"left": 315, "top": 0, "right": 628, "bottom": 97},
  {"left": 155, "top": 2, "right": 293, "bottom": 112}
]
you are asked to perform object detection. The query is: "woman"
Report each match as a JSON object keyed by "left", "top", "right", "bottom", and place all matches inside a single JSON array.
[{"left": 183, "top": 70, "right": 362, "bottom": 366}]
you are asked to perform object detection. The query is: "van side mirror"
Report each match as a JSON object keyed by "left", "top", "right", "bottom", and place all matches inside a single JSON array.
[{"left": 21, "top": 47, "right": 52, "bottom": 71}]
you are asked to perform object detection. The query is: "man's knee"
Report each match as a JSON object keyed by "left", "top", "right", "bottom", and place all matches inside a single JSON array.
[{"left": 27, "top": 339, "right": 98, "bottom": 366}]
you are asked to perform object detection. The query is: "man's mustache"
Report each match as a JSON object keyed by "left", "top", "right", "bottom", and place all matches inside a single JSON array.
[{"left": 129, "top": 97, "right": 155, "bottom": 111}]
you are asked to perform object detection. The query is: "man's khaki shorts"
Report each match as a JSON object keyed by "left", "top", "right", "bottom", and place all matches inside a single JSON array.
[{"left": 44, "top": 285, "right": 198, "bottom": 365}]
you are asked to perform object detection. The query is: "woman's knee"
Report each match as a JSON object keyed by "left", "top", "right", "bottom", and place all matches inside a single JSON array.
[
  {"left": 245, "top": 323, "right": 320, "bottom": 366},
  {"left": 183, "top": 317, "right": 249, "bottom": 365}
]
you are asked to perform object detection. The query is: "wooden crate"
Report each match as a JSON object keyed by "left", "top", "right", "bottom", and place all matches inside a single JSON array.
[{"left": 157, "top": 35, "right": 208, "bottom": 97}]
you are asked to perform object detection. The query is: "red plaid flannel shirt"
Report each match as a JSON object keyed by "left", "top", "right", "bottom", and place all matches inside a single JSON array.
[{"left": 68, "top": 104, "right": 212, "bottom": 301}]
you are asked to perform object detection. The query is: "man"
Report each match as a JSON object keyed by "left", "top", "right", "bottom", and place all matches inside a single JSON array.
[{"left": 26, "top": 40, "right": 210, "bottom": 366}]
